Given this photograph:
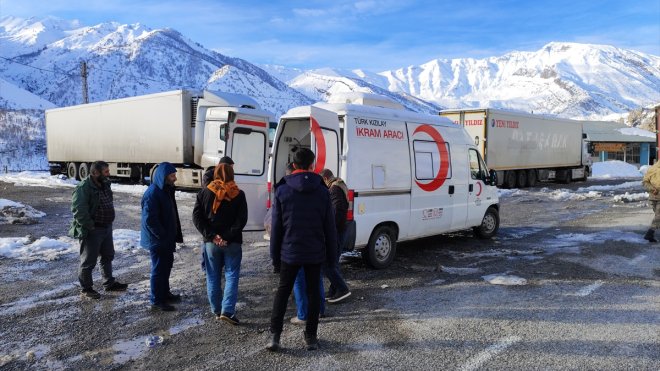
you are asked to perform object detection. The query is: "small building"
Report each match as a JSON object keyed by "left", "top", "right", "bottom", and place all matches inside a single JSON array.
[{"left": 582, "top": 121, "right": 656, "bottom": 166}]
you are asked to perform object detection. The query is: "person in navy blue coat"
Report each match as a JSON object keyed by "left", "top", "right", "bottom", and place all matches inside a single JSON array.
[
  {"left": 266, "top": 148, "right": 337, "bottom": 351},
  {"left": 141, "top": 162, "right": 183, "bottom": 311}
]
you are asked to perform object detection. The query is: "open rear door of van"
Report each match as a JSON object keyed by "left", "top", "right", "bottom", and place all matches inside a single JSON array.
[
  {"left": 226, "top": 112, "right": 270, "bottom": 231},
  {"left": 309, "top": 106, "right": 340, "bottom": 176}
]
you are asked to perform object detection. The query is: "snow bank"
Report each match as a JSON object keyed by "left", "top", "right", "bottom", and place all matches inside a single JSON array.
[
  {"left": 0, "top": 198, "right": 46, "bottom": 224},
  {"left": 0, "top": 229, "right": 143, "bottom": 260},
  {"left": 591, "top": 161, "right": 642, "bottom": 179}
]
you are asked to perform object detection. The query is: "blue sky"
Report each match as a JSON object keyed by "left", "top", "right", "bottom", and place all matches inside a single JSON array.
[{"left": 2, "top": 0, "right": 659, "bottom": 71}]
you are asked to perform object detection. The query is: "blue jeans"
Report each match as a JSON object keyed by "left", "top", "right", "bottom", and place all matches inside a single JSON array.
[
  {"left": 325, "top": 230, "right": 349, "bottom": 297},
  {"left": 204, "top": 242, "right": 242, "bottom": 315},
  {"left": 149, "top": 246, "right": 174, "bottom": 305},
  {"left": 293, "top": 268, "right": 325, "bottom": 320}
]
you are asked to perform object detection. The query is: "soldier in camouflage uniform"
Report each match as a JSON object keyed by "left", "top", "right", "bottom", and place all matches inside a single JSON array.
[{"left": 642, "top": 161, "right": 660, "bottom": 243}]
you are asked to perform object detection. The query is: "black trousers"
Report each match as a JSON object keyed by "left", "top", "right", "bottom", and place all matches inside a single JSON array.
[{"left": 270, "top": 262, "right": 322, "bottom": 337}]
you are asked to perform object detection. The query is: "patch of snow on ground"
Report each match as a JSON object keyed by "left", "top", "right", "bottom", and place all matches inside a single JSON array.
[
  {"left": 547, "top": 190, "right": 602, "bottom": 201},
  {"left": 482, "top": 273, "right": 528, "bottom": 285},
  {"left": 0, "top": 198, "right": 46, "bottom": 224},
  {"left": 577, "top": 181, "right": 642, "bottom": 192},
  {"left": 612, "top": 192, "right": 648, "bottom": 203},
  {"left": 0, "top": 229, "right": 143, "bottom": 260},
  {"left": 591, "top": 160, "right": 642, "bottom": 179},
  {"left": 0, "top": 236, "right": 77, "bottom": 260}
]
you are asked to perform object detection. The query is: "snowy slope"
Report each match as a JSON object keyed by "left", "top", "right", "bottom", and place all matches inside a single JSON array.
[{"left": 0, "top": 78, "right": 55, "bottom": 110}]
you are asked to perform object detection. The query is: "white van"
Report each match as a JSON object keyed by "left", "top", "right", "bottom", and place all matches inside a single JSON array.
[{"left": 269, "top": 93, "right": 500, "bottom": 269}]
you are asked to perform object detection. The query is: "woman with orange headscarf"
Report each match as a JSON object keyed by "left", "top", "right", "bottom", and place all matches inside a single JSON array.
[{"left": 193, "top": 163, "right": 248, "bottom": 325}]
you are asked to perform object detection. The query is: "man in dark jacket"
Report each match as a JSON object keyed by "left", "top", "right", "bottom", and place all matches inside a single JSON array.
[
  {"left": 70, "top": 161, "right": 128, "bottom": 299},
  {"left": 319, "top": 168, "right": 352, "bottom": 303},
  {"left": 141, "top": 162, "right": 183, "bottom": 311},
  {"left": 266, "top": 148, "right": 337, "bottom": 352}
]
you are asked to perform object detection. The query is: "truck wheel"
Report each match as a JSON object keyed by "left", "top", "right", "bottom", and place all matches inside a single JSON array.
[
  {"left": 78, "top": 163, "right": 90, "bottom": 180},
  {"left": 516, "top": 170, "right": 527, "bottom": 188},
  {"left": 474, "top": 207, "right": 499, "bottom": 239},
  {"left": 503, "top": 171, "right": 516, "bottom": 189},
  {"left": 363, "top": 225, "right": 397, "bottom": 269},
  {"left": 556, "top": 169, "right": 571, "bottom": 184},
  {"left": 527, "top": 169, "right": 537, "bottom": 187},
  {"left": 67, "top": 162, "right": 78, "bottom": 180}
]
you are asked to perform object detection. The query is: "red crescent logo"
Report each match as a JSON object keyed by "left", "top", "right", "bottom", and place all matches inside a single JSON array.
[
  {"left": 476, "top": 181, "right": 482, "bottom": 196},
  {"left": 310, "top": 117, "right": 326, "bottom": 173},
  {"left": 413, "top": 124, "right": 450, "bottom": 192}
]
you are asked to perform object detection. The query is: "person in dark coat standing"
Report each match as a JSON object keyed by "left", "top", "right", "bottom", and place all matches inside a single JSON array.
[
  {"left": 266, "top": 148, "right": 337, "bottom": 352},
  {"left": 193, "top": 163, "right": 248, "bottom": 325},
  {"left": 141, "top": 162, "right": 183, "bottom": 311},
  {"left": 319, "top": 168, "right": 352, "bottom": 303},
  {"left": 202, "top": 156, "right": 235, "bottom": 187},
  {"left": 70, "top": 161, "right": 128, "bottom": 299}
]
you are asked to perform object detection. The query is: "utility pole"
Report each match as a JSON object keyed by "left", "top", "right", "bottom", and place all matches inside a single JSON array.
[{"left": 80, "top": 61, "right": 89, "bottom": 104}]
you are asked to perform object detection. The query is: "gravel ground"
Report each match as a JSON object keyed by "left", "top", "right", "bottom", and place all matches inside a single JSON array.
[{"left": 0, "top": 177, "right": 658, "bottom": 370}]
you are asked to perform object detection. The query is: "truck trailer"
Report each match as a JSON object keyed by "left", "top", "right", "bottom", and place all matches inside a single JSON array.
[
  {"left": 46, "top": 90, "right": 273, "bottom": 230},
  {"left": 440, "top": 108, "right": 592, "bottom": 188}
]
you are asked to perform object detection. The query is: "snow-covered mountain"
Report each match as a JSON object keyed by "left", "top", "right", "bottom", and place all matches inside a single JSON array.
[
  {"left": 1, "top": 16, "right": 659, "bottom": 171},
  {"left": 377, "top": 42, "right": 660, "bottom": 120}
]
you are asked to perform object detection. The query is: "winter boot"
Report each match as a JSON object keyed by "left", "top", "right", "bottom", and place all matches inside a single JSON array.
[
  {"left": 266, "top": 332, "right": 281, "bottom": 352},
  {"left": 643, "top": 229, "right": 658, "bottom": 243},
  {"left": 303, "top": 330, "right": 319, "bottom": 351}
]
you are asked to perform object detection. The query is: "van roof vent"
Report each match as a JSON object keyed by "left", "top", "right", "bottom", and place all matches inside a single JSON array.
[{"left": 328, "top": 92, "right": 404, "bottom": 110}]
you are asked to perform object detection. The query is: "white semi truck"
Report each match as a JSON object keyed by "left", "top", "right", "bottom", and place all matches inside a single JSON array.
[
  {"left": 46, "top": 90, "right": 273, "bottom": 230},
  {"left": 440, "top": 108, "right": 592, "bottom": 188}
]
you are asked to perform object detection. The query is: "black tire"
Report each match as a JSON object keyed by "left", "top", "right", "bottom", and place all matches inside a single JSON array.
[
  {"left": 556, "top": 169, "right": 571, "bottom": 184},
  {"left": 78, "top": 162, "right": 90, "bottom": 180},
  {"left": 503, "top": 171, "right": 516, "bottom": 189},
  {"left": 149, "top": 164, "right": 159, "bottom": 185},
  {"left": 527, "top": 169, "right": 537, "bottom": 187},
  {"left": 516, "top": 170, "right": 527, "bottom": 188},
  {"left": 363, "top": 225, "right": 397, "bottom": 269},
  {"left": 67, "top": 162, "right": 78, "bottom": 180},
  {"left": 474, "top": 207, "right": 500, "bottom": 239},
  {"left": 343, "top": 220, "right": 357, "bottom": 252},
  {"left": 130, "top": 165, "right": 142, "bottom": 183}
]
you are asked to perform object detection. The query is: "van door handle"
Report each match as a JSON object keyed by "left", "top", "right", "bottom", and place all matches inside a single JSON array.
[
  {"left": 469, "top": 184, "right": 473, "bottom": 192},
  {"left": 448, "top": 185, "right": 455, "bottom": 194}
]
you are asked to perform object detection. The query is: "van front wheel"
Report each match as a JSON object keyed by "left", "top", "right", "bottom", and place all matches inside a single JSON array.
[
  {"left": 474, "top": 207, "right": 499, "bottom": 239},
  {"left": 363, "top": 225, "right": 396, "bottom": 269}
]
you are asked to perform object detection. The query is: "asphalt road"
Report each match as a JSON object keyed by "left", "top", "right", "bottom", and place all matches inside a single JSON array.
[{"left": 0, "top": 177, "right": 658, "bottom": 370}]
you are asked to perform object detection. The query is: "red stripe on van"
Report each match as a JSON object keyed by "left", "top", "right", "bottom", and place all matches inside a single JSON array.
[
  {"left": 310, "top": 116, "right": 326, "bottom": 173},
  {"left": 237, "top": 119, "right": 267, "bottom": 128},
  {"left": 413, "top": 124, "right": 450, "bottom": 192}
]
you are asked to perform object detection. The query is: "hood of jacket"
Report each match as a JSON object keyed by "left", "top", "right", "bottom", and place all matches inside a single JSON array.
[
  {"left": 153, "top": 162, "right": 177, "bottom": 190},
  {"left": 283, "top": 171, "right": 324, "bottom": 193}
]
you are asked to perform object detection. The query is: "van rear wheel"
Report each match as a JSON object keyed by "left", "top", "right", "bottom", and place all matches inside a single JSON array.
[
  {"left": 474, "top": 207, "right": 499, "bottom": 239},
  {"left": 363, "top": 225, "right": 396, "bottom": 269}
]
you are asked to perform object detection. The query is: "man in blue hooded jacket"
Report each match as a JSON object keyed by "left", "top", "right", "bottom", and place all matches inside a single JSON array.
[
  {"left": 266, "top": 148, "right": 337, "bottom": 351},
  {"left": 141, "top": 162, "right": 183, "bottom": 311}
]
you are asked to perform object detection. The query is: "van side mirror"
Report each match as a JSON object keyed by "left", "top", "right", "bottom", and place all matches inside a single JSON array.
[{"left": 489, "top": 169, "right": 498, "bottom": 186}]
